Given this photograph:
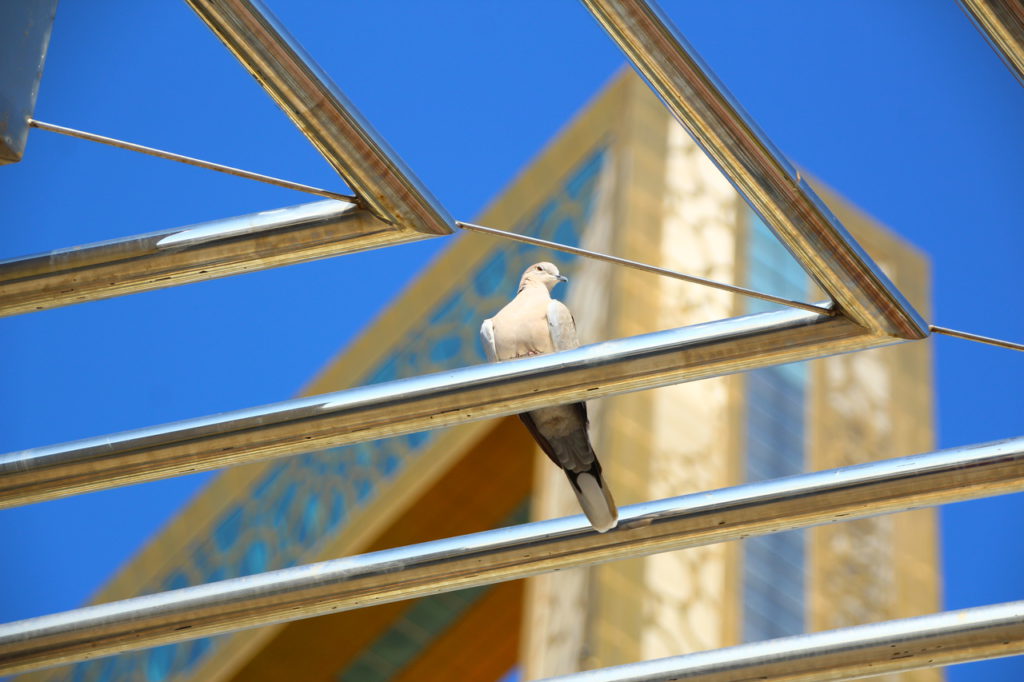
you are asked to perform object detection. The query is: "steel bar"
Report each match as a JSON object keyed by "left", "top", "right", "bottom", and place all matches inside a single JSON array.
[
  {"left": 580, "top": 0, "right": 928, "bottom": 340},
  {"left": 0, "top": 307, "right": 878, "bottom": 507},
  {"left": 931, "top": 325, "right": 1024, "bottom": 352},
  {"left": 959, "top": 0, "right": 1024, "bottom": 87},
  {"left": 542, "top": 600, "right": 1024, "bottom": 681},
  {"left": 457, "top": 220, "right": 834, "bottom": 316},
  {"left": 186, "top": 0, "right": 453, "bottom": 235},
  {"left": 0, "top": 0, "right": 57, "bottom": 164},
  {"left": 29, "top": 119, "right": 357, "bottom": 203},
  {"left": 0, "top": 437, "right": 1020, "bottom": 675},
  {"left": 0, "top": 200, "right": 432, "bottom": 317}
]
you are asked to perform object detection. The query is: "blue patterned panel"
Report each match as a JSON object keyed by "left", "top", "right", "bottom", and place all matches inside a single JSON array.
[
  {"left": 69, "top": 148, "right": 607, "bottom": 682},
  {"left": 334, "top": 502, "right": 530, "bottom": 681},
  {"left": 742, "top": 210, "right": 809, "bottom": 643}
]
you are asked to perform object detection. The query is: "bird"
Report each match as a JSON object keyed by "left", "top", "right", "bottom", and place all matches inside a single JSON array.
[{"left": 480, "top": 261, "right": 618, "bottom": 532}]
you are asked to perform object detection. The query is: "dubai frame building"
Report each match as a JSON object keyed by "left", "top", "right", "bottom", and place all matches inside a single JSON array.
[{"left": 24, "top": 69, "right": 940, "bottom": 682}]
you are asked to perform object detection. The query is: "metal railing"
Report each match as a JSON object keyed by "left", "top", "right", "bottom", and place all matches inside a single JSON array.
[
  {"left": 0, "top": 307, "right": 871, "bottom": 508},
  {"left": 541, "top": 600, "right": 1024, "bottom": 681},
  {"left": 0, "top": 200, "right": 425, "bottom": 317},
  {"left": 0, "top": 437, "right": 1020, "bottom": 675}
]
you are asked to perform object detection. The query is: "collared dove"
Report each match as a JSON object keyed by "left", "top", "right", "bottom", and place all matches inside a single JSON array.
[{"left": 480, "top": 262, "right": 618, "bottom": 532}]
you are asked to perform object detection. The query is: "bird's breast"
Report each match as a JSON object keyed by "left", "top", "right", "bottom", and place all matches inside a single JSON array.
[{"left": 493, "top": 310, "right": 553, "bottom": 359}]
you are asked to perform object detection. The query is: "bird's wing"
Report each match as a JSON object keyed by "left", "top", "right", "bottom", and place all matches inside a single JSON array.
[
  {"left": 479, "top": 318, "right": 499, "bottom": 362},
  {"left": 520, "top": 407, "right": 617, "bottom": 533},
  {"left": 546, "top": 300, "right": 579, "bottom": 352},
  {"left": 518, "top": 412, "right": 559, "bottom": 463},
  {"left": 519, "top": 407, "right": 591, "bottom": 471}
]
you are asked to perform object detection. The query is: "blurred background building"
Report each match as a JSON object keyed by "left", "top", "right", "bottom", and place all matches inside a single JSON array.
[{"left": 22, "top": 71, "right": 940, "bottom": 682}]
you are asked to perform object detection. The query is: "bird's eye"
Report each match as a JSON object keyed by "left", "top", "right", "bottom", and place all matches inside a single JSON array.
[{"left": 535, "top": 266, "right": 543, "bottom": 271}]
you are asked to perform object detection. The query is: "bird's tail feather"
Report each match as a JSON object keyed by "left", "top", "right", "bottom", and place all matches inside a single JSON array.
[{"left": 571, "top": 471, "right": 618, "bottom": 533}]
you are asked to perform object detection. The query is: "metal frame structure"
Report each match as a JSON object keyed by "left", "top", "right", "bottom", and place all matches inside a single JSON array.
[
  {"left": 2, "top": 307, "right": 874, "bottom": 508},
  {"left": 541, "top": 600, "right": 1024, "bottom": 681},
  {"left": 1, "top": 0, "right": 1020, "bottom": 677},
  {"left": 183, "top": 0, "right": 453, "bottom": 237},
  {"left": 0, "top": 0, "right": 58, "bottom": 164},
  {"left": 0, "top": 0, "right": 454, "bottom": 318},
  {"left": 959, "top": 0, "right": 1024, "bottom": 86},
  {"left": 0, "top": 199, "right": 429, "bottom": 317},
  {"left": 0, "top": 438, "right": 1021, "bottom": 675},
  {"left": 581, "top": 0, "right": 928, "bottom": 340}
]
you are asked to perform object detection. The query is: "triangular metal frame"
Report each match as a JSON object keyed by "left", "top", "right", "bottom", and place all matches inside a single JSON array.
[
  {"left": 0, "top": 0, "right": 455, "bottom": 318},
  {"left": 581, "top": 0, "right": 928, "bottom": 342},
  {"left": 185, "top": 0, "right": 454, "bottom": 238}
]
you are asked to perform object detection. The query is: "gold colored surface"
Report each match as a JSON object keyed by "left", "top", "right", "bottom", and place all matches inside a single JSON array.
[
  {"left": 588, "top": 66, "right": 670, "bottom": 672},
  {"left": 524, "top": 71, "right": 665, "bottom": 677},
  {"left": 390, "top": 581, "right": 524, "bottom": 682},
  {"left": 225, "top": 416, "right": 535, "bottom": 682},
  {"left": 807, "top": 182, "right": 940, "bottom": 682},
  {"left": 637, "top": 116, "right": 744, "bottom": 663}
]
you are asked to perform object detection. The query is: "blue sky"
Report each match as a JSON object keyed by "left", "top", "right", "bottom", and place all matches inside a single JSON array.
[{"left": 1, "top": 1, "right": 1022, "bottom": 679}]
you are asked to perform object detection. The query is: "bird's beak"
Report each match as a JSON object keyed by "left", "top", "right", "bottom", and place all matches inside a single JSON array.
[{"left": 558, "top": 275, "right": 568, "bottom": 283}]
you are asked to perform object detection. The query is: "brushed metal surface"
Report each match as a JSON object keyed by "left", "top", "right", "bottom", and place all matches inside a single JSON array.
[{"left": 0, "top": 437, "right": 1020, "bottom": 675}]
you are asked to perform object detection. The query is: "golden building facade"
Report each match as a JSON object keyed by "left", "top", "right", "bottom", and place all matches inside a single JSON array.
[{"left": 27, "top": 70, "right": 939, "bottom": 682}]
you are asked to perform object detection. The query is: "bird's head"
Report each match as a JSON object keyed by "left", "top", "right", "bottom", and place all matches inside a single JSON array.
[{"left": 519, "top": 262, "right": 567, "bottom": 292}]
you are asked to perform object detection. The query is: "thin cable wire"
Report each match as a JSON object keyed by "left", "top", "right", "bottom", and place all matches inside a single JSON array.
[
  {"left": 458, "top": 224, "right": 1024, "bottom": 353},
  {"left": 30, "top": 119, "right": 1019, "bottom": 353},
  {"left": 29, "top": 119, "right": 358, "bottom": 204},
  {"left": 930, "top": 325, "right": 1024, "bottom": 352},
  {"left": 456, "top": 220, "right": 835, "bottom": 316}
]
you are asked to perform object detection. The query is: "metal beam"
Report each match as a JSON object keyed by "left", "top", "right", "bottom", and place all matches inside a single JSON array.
[
  {"left": 580, "top": 0, "right": 928, "bottom": 340},
  {"left": 959, "top": 0, "right": 1024, "bottom": 87},
  {"left": 0, "top": 436, "right": 1020, "bottom": 675},
  {"left": 541, "top": 601, "right": 1024, "bottom": 681},
  {"left": 0, "top": 307, "right": 877, "bottom": 508},
  {"left": 0, "top": 0, "right": 58, "bottom": 164},
  {"left": 185, "top": 0, "right": 453, "bottom": 236},
  {"left": 0, "top": 200, "right": 431, "bottom": 317}
]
